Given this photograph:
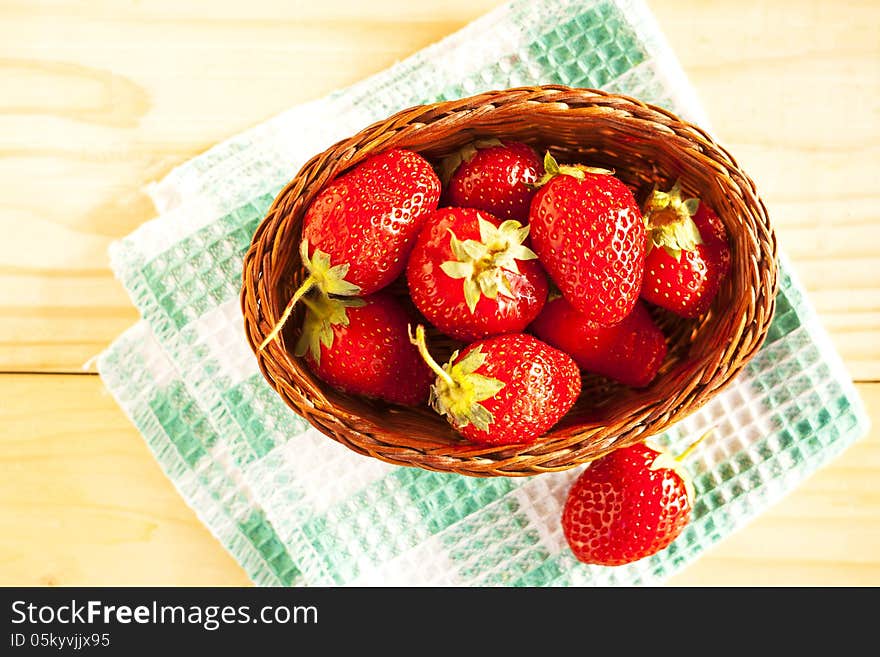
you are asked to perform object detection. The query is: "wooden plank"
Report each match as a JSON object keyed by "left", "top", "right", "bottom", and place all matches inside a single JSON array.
[
  {"left": 0, "top": 0, "right": 501, "bottom": 373},
  {"left": 652, "top": 0, "right": 880, "bottom": 382},
  {"left": 0, "top": 373, "right": 877, "bottom": 586},
  {"left": 0, "top": 0, "right": 878, "bottom": 377},
  {"left": 0, "top": 374, "right": 251, "bottom": 586}
]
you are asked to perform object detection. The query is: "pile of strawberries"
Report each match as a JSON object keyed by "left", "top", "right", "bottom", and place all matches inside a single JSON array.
[{"left": 261, "top": 140, "right": 731, "bottom": 565}]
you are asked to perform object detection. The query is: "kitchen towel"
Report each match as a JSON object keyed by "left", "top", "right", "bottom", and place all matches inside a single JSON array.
[{"left": 97, "top": 0, "right": 869, "bottom": 586}]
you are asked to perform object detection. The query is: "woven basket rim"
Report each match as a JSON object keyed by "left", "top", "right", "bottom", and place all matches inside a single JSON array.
[{"left": 240, "top": 85, "right": 779, "bottom": 477}]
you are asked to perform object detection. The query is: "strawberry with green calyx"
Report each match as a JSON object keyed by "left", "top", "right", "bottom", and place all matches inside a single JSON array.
[
  {"left": 640, "top": 180, "right": 731, "bottom": 318},
  {"left": 561, "top": 430, "right": 712, "bottom": 566},
  {"left": 530, "top": 295, "right": 667, "bottom": 388},
  {"left": 642, "top": 179, "right": 702, "bottom": 260},
  {"left": 298, "top": 291, "right": 433, "bottom": 406},
  {"left": 259, "top": 239, "right": 362, "bottom": 350},
  {"left": 530, "top": 150, "right": 614, "bottom": 187},
  {"left": 408, "top": 325, "right": 581, "bottom": 445},
  {"left": 441, "top": 139, "right": 543, "bottom": 222},
  {"left": 260, "top": 148, "right": 440, "bottom": 350},
  {"left": 528, "top": 152, "right": 646, "bottom": 327},
  {"left": 406, "top": 207, "right": 548, "bottom": 341}
]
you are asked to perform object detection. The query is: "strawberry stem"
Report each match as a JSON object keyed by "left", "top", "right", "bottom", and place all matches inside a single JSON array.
[
  {"left": 299, "top": 295, "right": 320, "bottom": 314},
  {"left": 258, "top": 274, "right": 317, "bottom": 351},
  {"left": 530, "top": 151, "right": 614, "bottom": 189},
  {"left": 408, "top": 324, "right": 455, "bottom": 387},
  {"left": 675, "top": 427, "right": 715, "bottom": 463}
]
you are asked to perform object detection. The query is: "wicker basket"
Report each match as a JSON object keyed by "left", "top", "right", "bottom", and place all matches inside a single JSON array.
[{"left": 240, "top": 85, "right": 778, "bottom": 477}]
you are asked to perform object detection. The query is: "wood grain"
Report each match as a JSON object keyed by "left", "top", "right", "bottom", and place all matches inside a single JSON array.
[
  {"left": 0, "top": 0, "right": 496, "bottom": 372},
  {"left": 669, "top": 384, "right": 880, "bottom": 586},
  {"left": 0, "top": 373, "right": 877, "bottom": 586},
  {"left": 0, "top": 373, "right": 251, "bottom": 586},
  {"left": 653, "top": 0, "right": 880, "bottom": 382},
  {"left": 1, "top": 0, "right": 878, "bottom": 377},
  {"left": 0, "top": 0, "right": 878, "bottom": 586}
]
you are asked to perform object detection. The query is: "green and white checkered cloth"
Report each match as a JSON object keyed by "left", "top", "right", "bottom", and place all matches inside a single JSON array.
[{"left": 97, "top": 0, "right": 869, "bottom": 586}]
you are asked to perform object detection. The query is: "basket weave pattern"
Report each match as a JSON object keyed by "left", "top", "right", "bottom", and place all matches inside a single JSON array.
[{"left": 240, "top": 86, "right": 778, "bottom": 477}]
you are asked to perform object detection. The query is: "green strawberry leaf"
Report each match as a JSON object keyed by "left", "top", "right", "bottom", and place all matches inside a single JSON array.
[
  {"left": 462, "top": 278, "right": 482, "bottom": 314},
  {"left": 435, "top": 346, "right": 505, "bottom": 432},
  {"left": 437, "top": 138, "right": 504, "bottom": 186},
  {"left": 440, "top": 260, "right": 474, "bottom": 280},
  {"left": 408, "top": 327, "right": 505, "bottom": 434},
  {"left": 300, "top": 239, "right": 362, "bottom": 297},
  {"left": 683, "top": 197, "right": 701, "bottom": 216},
  {"left": 531, "top": 151, "right": 614, "bottom": 188},
  {"left": 439, "top": 215, "right": 537, "bottom": 313},
  {"left": 643, "top": 180, "right": 704, "bottom": 259},
  {"left": 294, "top": 295, "right": 366, "bottom": 364}
]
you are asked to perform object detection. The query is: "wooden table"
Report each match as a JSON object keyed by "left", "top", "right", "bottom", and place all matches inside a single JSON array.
[{"left": 2, "top": 0, "right": 878, "bottom": 587}]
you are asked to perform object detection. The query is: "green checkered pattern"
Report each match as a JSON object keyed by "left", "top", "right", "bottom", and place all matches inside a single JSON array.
[{"left": 98, "top": 0, "right": 869, "bottom": 586}]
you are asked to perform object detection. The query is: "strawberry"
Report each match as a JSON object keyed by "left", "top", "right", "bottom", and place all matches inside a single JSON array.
[
  {"left": 296, "top": 291, "right": 433, "bottom": 406},
  {"left": 562, "top": 438, "right": 704, "bottom": 566},
  {"left": 440, "top": 139, "right": 543, "bottom": 222},
  {"left": 260, "top": 148, "right": 440, "bottom": 349},
  {"left": 409, "top": 326, "right": 581, "bottom": 445},
  {"left": 530, "top": 296, "right": 666, "bottom": 388},
  {"left": 640, "top": 180, "right": 731, "bottom": 318},
  {"left": 406, "top": 207, "right": 548, "bottom": 341},
  {"left": 529, "top": 152, "right": 646, "bottom": 327}
]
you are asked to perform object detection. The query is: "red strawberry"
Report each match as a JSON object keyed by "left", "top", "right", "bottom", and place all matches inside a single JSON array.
[
  {"left": 530, "top": 296, "right": 666, "bottom": 387},
  {"left": 529, "top": 153, "right": 646, "bottom": 327},
  {"left": 640, "top": 181, "right": 731, "bottom": 318},
  {"left": 409, "top": 326, "right": 581, "bottom": 445},
  {"left": 441, "top": 139, "right": 542, "bottom": 222},
  {"left": 260, "top": 148, "right": 440, "bottom": 349},
  {"left": 406, "top": 207, "right": 548, "bottom": 341},
  {"left": 302, "top": 148, "right": 441, "bottom": 294},
  {"left": 297, "top": 291, "right": 433, "bottom": 406},
  {"left": 562, "top": 439, "right": 702, "bottom": 566}
]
